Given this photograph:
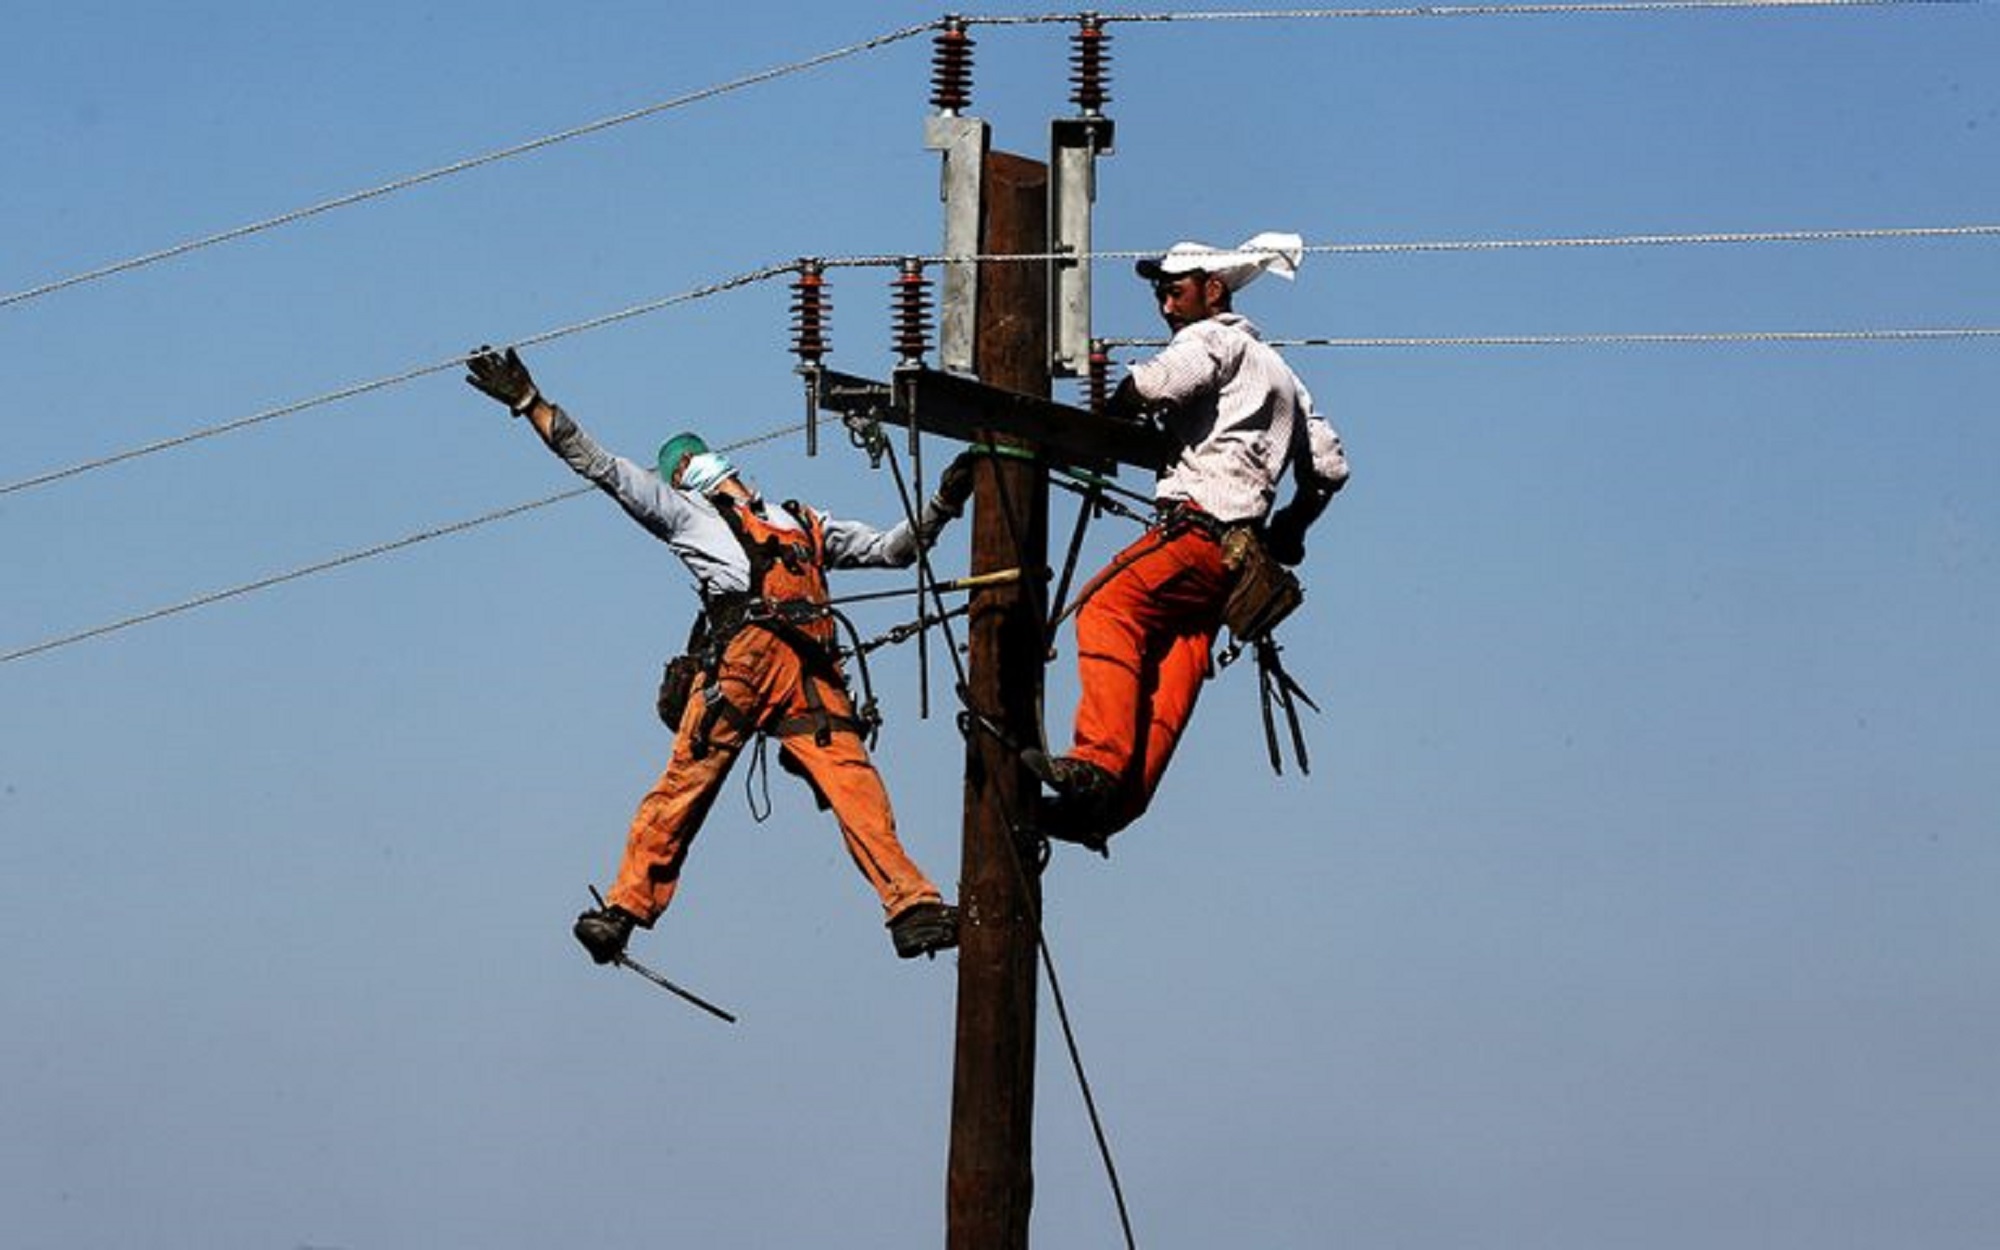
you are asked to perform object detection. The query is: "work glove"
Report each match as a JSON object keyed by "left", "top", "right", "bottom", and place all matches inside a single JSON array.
[
  {"left": 465, "top": 345, "right": 541, "bottom": 416},
  {"left": 1263, "top": 504, "right": 1310, "bottom": 566},
  {"left": 932, "top": 449, "right": 980, "bottom": 516},
  {"left": 1102, "top": 375, "right": 1146, "bottom": 421}
]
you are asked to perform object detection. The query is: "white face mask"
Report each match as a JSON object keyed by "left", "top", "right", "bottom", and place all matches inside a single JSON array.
[{"left": 677, "top": 451, "right": 738, "bottom": 495}]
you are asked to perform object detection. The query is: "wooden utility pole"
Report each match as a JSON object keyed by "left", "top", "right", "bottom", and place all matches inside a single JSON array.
[
  {"left": 946, "top": 149, "right": 1050, "bottom": 1250},
  {"left": 809, "top": 131, "right": 1148, "bottom": 1249}
]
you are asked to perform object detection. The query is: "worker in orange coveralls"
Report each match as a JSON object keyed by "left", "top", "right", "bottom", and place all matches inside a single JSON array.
[
  {"left": 1026, "top": 232, "right": 1350, "bottom": 849},
  {"left": 465, "top": 347, "right": 974, "bottom": 963}
]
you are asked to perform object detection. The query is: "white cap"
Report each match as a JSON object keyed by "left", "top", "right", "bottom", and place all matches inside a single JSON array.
[{"left": 1135, "top": 231, "right": 1304, "bottom": 292}]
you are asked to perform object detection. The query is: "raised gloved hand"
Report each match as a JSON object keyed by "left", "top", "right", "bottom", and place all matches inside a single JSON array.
[
  {"left": 932, "top": 449, "right": 980, "bottom": 516},
  {"left": 1263, "top": 504, "right": 1310, "bottom": 566},
  {"left": 465, "top": 345, "right": 541, "bottom": 416}
]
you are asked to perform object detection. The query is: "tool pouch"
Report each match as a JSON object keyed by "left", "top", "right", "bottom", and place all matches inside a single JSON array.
[
  {"left": 1220, "top": 525, "right": 1304, "bottom": 645},
  {"left": 656, "top": 653, "right": 700, "bottom": 729}
]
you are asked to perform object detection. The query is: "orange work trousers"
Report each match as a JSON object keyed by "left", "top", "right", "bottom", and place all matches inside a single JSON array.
[
  {"left": 605, "top": 625, "right": 942, "bottom": 928},
  {"left": 1066, "top": 524, "right": 1230, "bottom": 833}
]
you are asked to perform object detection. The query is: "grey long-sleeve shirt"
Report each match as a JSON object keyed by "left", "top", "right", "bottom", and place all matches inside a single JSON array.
[{"left": 545, "top": 406, "right": 956, "bottom": 602}]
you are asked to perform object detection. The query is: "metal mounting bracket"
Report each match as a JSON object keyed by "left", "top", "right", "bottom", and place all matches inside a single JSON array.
[
  {"left": 1050, "top": 116, "right": 1114, "bottom": 380},
  {"left": 924, "top": 114, "right": 991, "bottom": 376},
  {"left": 817, "top": 366, "right": 1168, "bottom": 476}
]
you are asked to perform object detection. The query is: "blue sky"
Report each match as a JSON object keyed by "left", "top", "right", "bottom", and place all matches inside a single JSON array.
[{"left": 5, "top": 3, "right": 1997, "bottom": 1247}]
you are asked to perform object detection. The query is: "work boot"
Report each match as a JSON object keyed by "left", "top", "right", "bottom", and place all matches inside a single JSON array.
[
  {"left": 1022, "top": 749, "right": 1116, "bottom": 799},
  {"left": 888, "top": 901, "right": 960, "bottom": 960},
  {"left": 573, "top": 903, "right": 638, "bottom": 965},
  {"left": 1022, "top": 749, "right": 1118, "bottom": 846},
  {"left": 1039, "top": 799, "right": 1113, "bottom": 856}
]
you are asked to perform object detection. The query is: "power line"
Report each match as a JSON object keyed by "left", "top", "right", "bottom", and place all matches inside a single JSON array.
[
  {"left": 0, "top": 491, "right": 586, "bottom": 667},
  {"left": 8, "top": 311, "right": 1997, "bottom": 667},
  {"left": 830, "top": 221, "right": 2000, "bottom": 270},
  {"left": 969, "top": 0, "right": 1985, "bottom": 22},
  {"left": 0, "top": 423, "right": 799, "bottom": 668},
  {"left": 1315, "top": 327, "right": 2000, "bottom": 345},
  {"left": 10, "top": 222, "right": 1995, "bottom": 500},
  {"left": 7, "top": 3, "right": 1983, "bottom": 314},
  {"left": 1101, "top": 326, "right": 2000, "bottom": 349},
  {"left": 1305, "top": 222, "right": 2000, "bottom": 257},
  {"left": 1166, "top": 0, "right": 1986, "bottom": 17},
  {"left": 3, "top": 356, "right": 466, "bottom": 499},
  {"left": 0, "top": 23, "right": 938, "bottom": 312},
  {"left": 0, "top": 262, "right": 796, "bottom": 499}
]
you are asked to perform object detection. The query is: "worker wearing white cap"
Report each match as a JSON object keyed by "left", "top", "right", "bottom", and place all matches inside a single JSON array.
[{"left": 1027, "top": 231, "right": 1350, "bottom": 848}]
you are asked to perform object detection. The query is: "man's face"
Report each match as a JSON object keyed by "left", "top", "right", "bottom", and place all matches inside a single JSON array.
[{"left": 1153, "top": 271, "right": 1224, "bottom": 331}]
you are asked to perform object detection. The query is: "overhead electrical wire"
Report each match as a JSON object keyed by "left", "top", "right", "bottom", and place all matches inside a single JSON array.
[
  {"left": 0, "top": 262, "right": 795, "bottom": 499},
  {"left": 0, "top": 490, "right": 588, "bottom": 667},
  {"left": 5, "top": 0, "right": 1984, "bottom": 313},
  {"left": 0, "top": 24, "right": 938, "bottom": 311},
  {"left": 7, "top": 223, "right": 1994, "bottom": 500},
  {"left": 5, "top": 308, "right": 1995, "bottom": 668},
  {"left": 1302, "top": 222, "right": 2000, "bottom": 257},
  {"left": 0, "top": 422, "right": 800, "bottom": 668},
  {"left": 1104, "top": 326, "right": 2000, "bottom": 349},
  {"left": 5, "top": 13, "right": 1994, "bottom": 662},
  {"left": 952, "top": 0, "right": 1985, "bottom": 25},
  {"left": 6, "top": 214, "right": 1994, "bottom": 657},
  {"left": 1018, "top": 0, "right": 1988, "bottom": 20},
  {"left": 822, "top": 222, "right": 2000, "bottom": 271}
]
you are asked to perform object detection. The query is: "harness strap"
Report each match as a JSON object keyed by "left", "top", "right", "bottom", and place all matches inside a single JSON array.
[
  {"left": 1046, "top": 478, "right": 1105, "bottom": 651},
  {"left": 689, "top": 673, "right": 757, "bottom": 760},
  {"left": 684, "top": 600, "right": 884, "bottom": 759},
  {"left": 797, "top": 671, "right": 835, "bottom": 747},
  {"left": 1160, "top": 498, "right": 1270, "bottom": 548},
  {"left": 770, "top": 708, "right": 874, "bottom": 742},
  {"left": 1045, "top": 501, "right": 1250, "bottom": 636},
  {"left": 702, "top": 591, "right": 837, "bottom": 669},
  {"left": 1045, "top": 526, "right": 1177, "bottom": 636},
  {"left": 1160, "top": 499, "right": 1225, "bottom": 541}
]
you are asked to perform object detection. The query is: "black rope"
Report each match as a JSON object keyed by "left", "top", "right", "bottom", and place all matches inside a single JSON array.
[
  {"left": 823, "top": 605, "right": 883, "bottom": 749},
  {"left": 1046, "top": 523, "right": 1178, "bottom": 639},
  {"left": 879, "top": 431, "right": 961, "bottom": 710},
  {"left": 1041, "top": 464, "right": 1156, "bottom": 646},
  {"left": 1048, "top": 462, "right": 1155, "bottom": 514},
  {"left": 744, "top": 732, "right": 776, "bottom": 822},
  {"left": 1046, "top": 480, "right": 1102, "bottom": 655}
]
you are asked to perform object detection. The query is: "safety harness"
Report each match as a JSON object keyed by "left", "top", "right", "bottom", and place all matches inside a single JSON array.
[{"left": 657, "top": 496, "right": 879, "bottom": 765}]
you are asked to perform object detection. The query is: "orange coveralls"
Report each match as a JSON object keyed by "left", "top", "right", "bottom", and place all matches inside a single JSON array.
[
  {"left": 1066, "top": 519, "right": 1232, "bottom": 835},
  {"left": 604, "top": 498, "right": 942, "bottom": 929},
  {"left": 605, "top": 624, "right": 941, "bottom": 926}
]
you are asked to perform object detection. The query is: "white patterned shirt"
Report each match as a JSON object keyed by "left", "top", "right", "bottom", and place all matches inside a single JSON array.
[{"left": 1125, "top": 313, "right": 1348, "bottom": 524}]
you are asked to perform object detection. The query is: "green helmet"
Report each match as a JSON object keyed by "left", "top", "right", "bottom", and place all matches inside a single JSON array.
[{"left": 657, "top": 432, "right": 709, "bottom": 482}]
